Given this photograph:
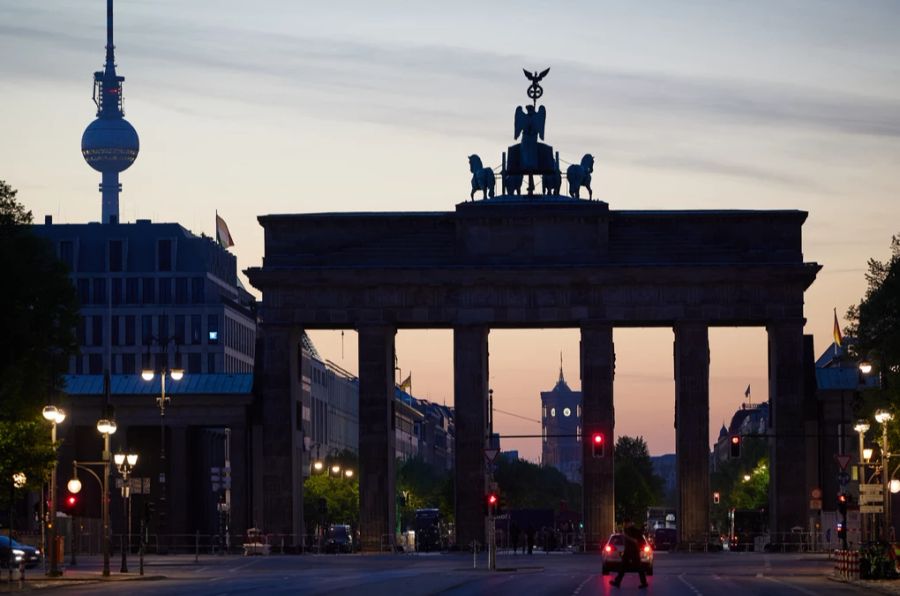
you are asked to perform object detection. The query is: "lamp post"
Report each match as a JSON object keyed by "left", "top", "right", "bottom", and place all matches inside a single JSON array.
[
  {"left": 141, "top": 340, "right": 183, "bottom": 549},
  {"left": 114, "top": 451, "right": 138, "bottom": 573},
  {"left": 42, "top": 405, "right": 66, "bottom": 577},
  {"left": 96, "top": 418, "right": 117, "bottom": 576},
  {"left": 875, "top": 409, "right": 893, "bottom": 540},
  {"left": 854, "top": 420, "right": 871, "bottom": 543}
]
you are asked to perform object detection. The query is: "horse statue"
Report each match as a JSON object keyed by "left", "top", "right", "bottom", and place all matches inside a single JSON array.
[
  {"left": 468, "top": 154, "right": 496, "bottom": 200},
  {"left": 503, "top": 172, "right": 523, "bottom": 195},
  {"left": 566, "top": 154, "right": 594, "bottom": 199},
  {"left": 542, "top": 167, "right": 561, "bottom": 196}
]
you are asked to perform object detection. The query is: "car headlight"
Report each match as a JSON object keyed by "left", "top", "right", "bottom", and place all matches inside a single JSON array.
[
  {"left": 12, "top": 549, "right": 24, "bottom": 560},
  {"left": 34, "top": 549, "right": 41, "bottom": 555}
]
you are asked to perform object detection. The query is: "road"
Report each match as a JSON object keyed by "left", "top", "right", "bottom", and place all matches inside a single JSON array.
[{"left": 35, "top": 550, "right": 874, "bottom": 595}]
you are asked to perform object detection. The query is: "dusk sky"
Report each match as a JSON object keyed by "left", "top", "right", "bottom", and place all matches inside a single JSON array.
[{"left": 2, "top": 1, "right": 899, "bottom": 460}]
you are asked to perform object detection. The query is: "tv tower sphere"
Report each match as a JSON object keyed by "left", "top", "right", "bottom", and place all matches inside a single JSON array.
[{"left": 82, "top": 0, "right": 139, "bottom": 224}]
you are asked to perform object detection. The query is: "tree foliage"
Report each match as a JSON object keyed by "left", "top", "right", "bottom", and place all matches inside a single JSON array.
[
  {"left": 846, "top": 234, "right": 900, "bottom": 448},
  {"left": 614, "top": 436, "right": 664, "bottom": 523},
  {"left": 709, "top": 437, "right": 769, "bottom": 532},
  {"left": 0, "top": 180, "right": 79, "bottom": 421},
  {"left": 0, "top": 418, "right": 58, "bottom": 509},
  {"left": 396, "top": 457, "right": 453, "bottom": 529},
  {"left": 303, "top": 450, "right": 360, "bottom": 530},
  {"left": 494, "top": 456, "right": 582, "bottom": 513}
]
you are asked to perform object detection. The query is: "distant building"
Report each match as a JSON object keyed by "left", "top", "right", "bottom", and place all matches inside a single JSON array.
[
  {"left": 34, "top": 219, "right": 257, "bottom": 376},
  {"left": 302, "top": 337, "right": 360, "bottom": 464},
  {"left": 712, "top": 400, "right": 769, "bottom": 470},
  {"left": 541, "top": 360, "right": 582, "bottom": 483}
]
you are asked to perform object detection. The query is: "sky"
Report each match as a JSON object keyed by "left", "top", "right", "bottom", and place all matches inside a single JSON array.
[{"left": 2, "top": 0, "right": 899, "bottom": 461}]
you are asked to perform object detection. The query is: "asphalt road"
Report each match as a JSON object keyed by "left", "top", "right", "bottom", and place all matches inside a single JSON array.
[{"left": 34, "top": 550, "right": 874, "bottom": 595}]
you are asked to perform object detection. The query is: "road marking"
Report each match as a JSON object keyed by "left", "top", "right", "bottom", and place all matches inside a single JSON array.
[
  {"left": 572, "top": 573, "right": 593, "bottom": 595},
  {"left": 228, "top": 558, "right": 263, "bottom": 573},
  {"left": 763, "top": 576, "right": 820, "bottom": 596},
  {"left": 678, "top": 573, "right": 703, "bottom": 596}
]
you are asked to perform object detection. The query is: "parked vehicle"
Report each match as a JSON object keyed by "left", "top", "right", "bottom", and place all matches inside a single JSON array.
[
  {"left": 652, "top": 527, "right": 677, "bottom": 551},
  {"left": 601, "top": 533, "right": 653, "bottom": 576},
  {"left": 324, "top": 524, "right": 353, "bottom": 553},
  {"left": 0, "top": 536, "right": 43, "bottom": 569}
]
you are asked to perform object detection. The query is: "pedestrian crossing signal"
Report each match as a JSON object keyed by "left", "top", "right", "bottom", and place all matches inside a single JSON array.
[{"left": 729, "top": 435, "right": 741, "bottom": 458}]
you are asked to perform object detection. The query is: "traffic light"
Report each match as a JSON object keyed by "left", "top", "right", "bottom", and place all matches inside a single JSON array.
[
  {"left": 62, "top": 493, "right": 78, "bottom": 516},
  {"left": 837, "top": 493, "right": 848, "bottom": 516},
  {"left": 729, "top": 435, "right": 741, "bottom": 458},
  {"left": 143, "top": 500, "right": 156, "bottom": 522},
  {"left": 485, "top": 492, "right": 498, "bottom": 516},
  {"left": 591, "top": 433, "right": 605, "bottom": 458},
  {"left": 713, "top": 491, "right": 720, "bottom": 505}
]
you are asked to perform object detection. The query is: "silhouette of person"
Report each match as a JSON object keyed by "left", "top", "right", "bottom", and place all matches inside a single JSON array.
[
  {"left": 611, "top": 519, "right": 648, "bottom": 588},
  {"left": 510, "top": 522, "right": 520, "bottom": 554},
  {"left": 526, "top": 524, "right": 535, "bottom": 555}
]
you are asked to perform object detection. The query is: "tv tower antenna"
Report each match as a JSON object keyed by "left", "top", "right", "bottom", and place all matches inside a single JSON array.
[{"left": 81, "top": 0, "right": 140, "bottom": 224}]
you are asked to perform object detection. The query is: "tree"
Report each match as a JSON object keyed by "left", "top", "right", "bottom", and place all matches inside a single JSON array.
[
  {"left": 846, "top": 234, "right": 900, "bottom": 448},
  {"left": 0, "top": 180, "right": 79, "bottom": 497},
  {"left": 709, "top": 437, "right": 768, "bottom": 533},
  {"left": 494, "top": 456, "right": 581, "bottom": 513},
  {"left": 396, "top": 457, "right": 453, "bottom": 529},
  {"left": 303, "top": 473, "right": 359, "bottom": 531},
  {"left": 614, "top": 436, "right": 664, "bottom": 524}
]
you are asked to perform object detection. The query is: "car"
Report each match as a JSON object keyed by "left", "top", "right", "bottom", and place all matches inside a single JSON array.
[
  {"left": 652, "top": 528, "right": 677, "bottom": 551},
  {"left": 323, "top": 524, "right": 353, "bottom": 554},
  {"left": 601, "top": 532, "right": 653, "bottom": 576},
  {"left": 0, "top": 535, "right": 43, "bottom": 569}
]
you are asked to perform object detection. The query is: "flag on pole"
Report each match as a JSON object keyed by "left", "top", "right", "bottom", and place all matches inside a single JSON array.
[
  {"left": 216, "top": 211, "right": 234, "bottom": 248},
  {"left": 398, "top": 373, "right": 412, "bottom": 393},
  {"left": 833, "top": 308, "right": 843, "bottom": 348},
  {"left": 744, "top": 384, "right": 751, "bottom": 399}
]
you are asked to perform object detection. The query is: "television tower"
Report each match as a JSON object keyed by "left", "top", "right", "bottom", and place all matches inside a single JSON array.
[{"left": 81, "top": 0, "right": 139, "bottom": 224}]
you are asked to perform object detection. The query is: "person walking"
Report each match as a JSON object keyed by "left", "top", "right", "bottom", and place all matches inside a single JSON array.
[{"left": 611, "top": 519, "right": 648, "bottom": 588}]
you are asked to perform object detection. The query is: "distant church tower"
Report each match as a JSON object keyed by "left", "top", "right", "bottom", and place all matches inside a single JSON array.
[
  {"left": 541, "top": 354, "right": 582, "bottom": 483},
  {"left": 81, "top": 0, "right": 139, "bottom": 224}
]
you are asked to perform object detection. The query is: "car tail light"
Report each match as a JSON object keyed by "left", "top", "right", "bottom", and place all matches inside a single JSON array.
[
  {"left": 643, "top": 545, "right": 652, "bottom": 553},
  {"left": 604, "top": 545, "right": 613, "bottom": 553}
]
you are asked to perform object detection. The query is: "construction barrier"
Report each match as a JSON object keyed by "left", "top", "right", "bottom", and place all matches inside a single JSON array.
[{"left": 833, "top": 549, "right": 860, "bottom": 580}]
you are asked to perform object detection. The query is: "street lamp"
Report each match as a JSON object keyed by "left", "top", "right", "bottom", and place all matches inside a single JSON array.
[
  {"left": 875, "top": 409, "right": 893, "bottom": 540},
  {"left": 331, "top": 464, "right": 341, "bottom": 476},
  {"left": 42, "top": 405, "right": 66, "bottom": 577},
  {"left": 859, "top": 360, "right": 874, "bottom": 375},
  {"left": 97, "top": 418, "right": 116, "bottom": 577},
  {"left": 854, "top": 420, "right": 871, "bottom": 542},
  {"left": 344, "top": 469, "right": 354, "bottom": 479},
  {"left": 114, "top": 451, "right": 138, "bottom": 573}
]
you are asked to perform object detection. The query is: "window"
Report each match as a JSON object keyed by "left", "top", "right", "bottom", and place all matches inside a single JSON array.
[
  {"left": 122, "top": 354, "right": 135, "bottom": 375},
  {"left": 175, "top": 277, "right": 188, "bottom": 304},
  {"left": 125, "top": 315, "right": 135, "bottom": 345},
  {"left": 88, "top": 354, "right": 102, "bottom": 374},
  {"left": 92, "top": 278, "right": 106, "bottom": 305},
  {"left": 142, "top": 278, "right": 155, "bottom": 304},
  {"left": 158, "top": 278, "right": 172, "bottom": 304},
  {"left": 125, "top": 278, "right": 139, "bottom": 303},
  {"left": 158, "top": 315, "right": 169, "bottom": 338},
  {"left": 141, "top": 315, "right": 153, "bottom": 344},
  {"left": 191, "top": 277, "right": 204, "bottom": 303},
  {"left": 208, "top": 353, "right": 216, "bottom": 374},
  {"left": 191, "top": 315, "right": 201, "bottom": 345},
  {"left": 108, "top": 240, "right": 123, "bottom": 272},
  {"left": 77, "top": 279, "right": 90, "bottom": 305},
  {"left": 111, "top": 316, "right": 120, "bottom": 346},
  {"left": 208, "top": 315, "right": 219, "bottom": 344},
  {"left": 59, "top": 241, "right": 74, "bottom": 270},
  {"left": 188, "top": 353, "right": 201, "bottom": 374},
  {"left": 174, "top": 315, "right": 185, "bottom": 344},
  {"left": 111, "top": 278, "right": 123, "bottom": 305},
  {"left": 76, "top": 318, "right": 86, "bottom": 345},
  {"left": 91, "top": 316, "right": 103, "bottom": 346},
  {"left": 157, "top": 239, "right": 172, "bottom": 271}
]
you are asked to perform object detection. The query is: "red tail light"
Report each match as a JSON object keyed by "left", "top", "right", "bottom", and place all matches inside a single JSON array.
[
  {"left": 604, "top": 545, "right": 613, "bottom": 553},
  {"left": 643, "top": 545, "right": 652, "bottom": 553}
]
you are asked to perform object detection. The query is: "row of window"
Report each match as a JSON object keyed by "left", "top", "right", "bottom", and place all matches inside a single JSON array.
[
  {"left": 59, "top": 238, "right": 177, "bottom": 273},
  {"left": 75, "top": 276, "right": 206, "bottom": 306},
  {"left": 224, "top": 316, "right": 255, "bottom": 357},
  {"left": 71, "top": 350, "right": 253, "bottom": 376},
  {"left": 77, "top": 314, "right": 220, "bottom": 348}
]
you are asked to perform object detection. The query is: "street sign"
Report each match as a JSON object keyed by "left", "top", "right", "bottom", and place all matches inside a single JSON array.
[
  {"left": 860, "top": 484, "right": 883, "bottom": 494},
  {"left": 838, "top": 471, "right": 850, "bottom": 486},
  {"left": 860, "top": 505, "right": 884, "bottom": 514},
  {"left": 811, "top": 488, "right": 822, "bottom": 499},
  {"left": 484, "top": 448, "right": 499, "bottom": 464},
  {"left": 835, "top": 454, "right": 851, "bottom": 471},
  {"left": 809, "top": 499, "right": 822, "bottom": 510}
]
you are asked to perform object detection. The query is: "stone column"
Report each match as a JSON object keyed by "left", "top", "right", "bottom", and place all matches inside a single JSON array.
[
  {"left": 453, "top": 326, "right": 489, "bottom": 549},
  {"left": 581, "top": 323, "right": 615, "bottom": 549},
  {"left": 167, "top": 426, "right": 189, "bottom": 537},
  {"left": 229, "top": 424, "right": 248, "bottom": 536},
  {"left": 768, "top": 319, "right": 807, "bottom": 538},
  {"left": 256, "top": 325, "right": 304, "bottom": 542},
  {"left": 358, "top": 325, "right": 397, "bottom": 552},
  {"left": 674, "top": 322, "right": 710, "bottom": 548}
]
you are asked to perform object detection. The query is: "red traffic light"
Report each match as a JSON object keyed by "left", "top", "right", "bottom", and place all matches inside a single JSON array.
[
  {"left": 487, "top": 493, "right": 498, "bottom": 506},
  {"left": 731, "top": 436, "right": 740, "bottom": 444},
  {"left": 591, "top": 433, "right": 606, "bottom": 457},
  {"left": 67, "top": 496, "right": 76, "bottom": 506},
  {"left": 593, "top": 434, "right": 603, "bottom": 444}
]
